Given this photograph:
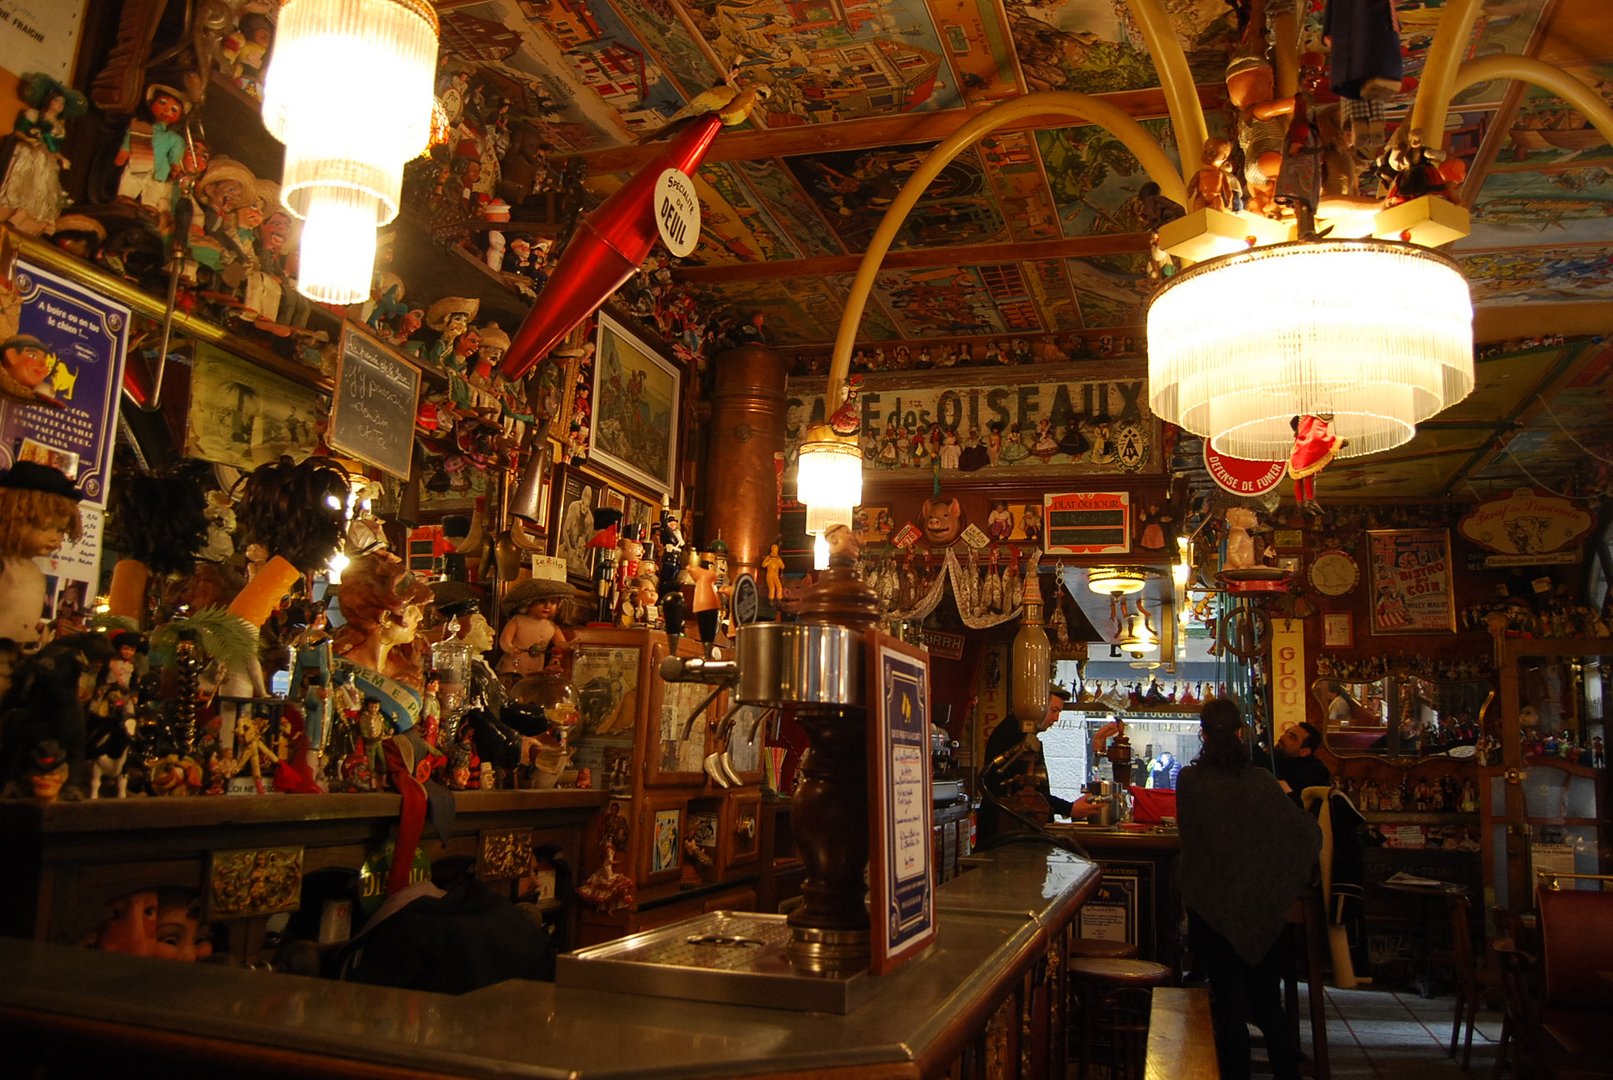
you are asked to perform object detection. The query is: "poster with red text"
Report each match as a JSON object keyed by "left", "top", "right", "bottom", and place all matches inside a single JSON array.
[{"left": 1366, "top": 529, "right": 1456, "bottom": 635}]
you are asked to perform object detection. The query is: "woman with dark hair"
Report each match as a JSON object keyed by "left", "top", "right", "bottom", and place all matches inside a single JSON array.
[{"left": 1177, "top": 698, "right": 1321, "bottom": 1080}]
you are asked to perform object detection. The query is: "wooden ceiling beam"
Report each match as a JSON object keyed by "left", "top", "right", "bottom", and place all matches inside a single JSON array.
[
  {"left": 565, "top": 86, "right": 1226, "bottom": 174},
  {"left": 672, "top": 232, "right": 1150, "bottom": 283}
]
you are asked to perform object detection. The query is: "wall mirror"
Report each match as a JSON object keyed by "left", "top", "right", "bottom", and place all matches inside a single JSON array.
[{"left": 1315, "top": 676, "right": 1491, "bottom": 761}]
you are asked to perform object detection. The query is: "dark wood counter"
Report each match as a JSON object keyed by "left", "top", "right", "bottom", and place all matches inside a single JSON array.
[{"left": 0, "top": 842, "right": 1102, "bottom": 1080}]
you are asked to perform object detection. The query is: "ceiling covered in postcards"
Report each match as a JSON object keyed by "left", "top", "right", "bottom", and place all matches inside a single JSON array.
[{"left": 435, "top": 0, "right": 1613, "bottom": 499}]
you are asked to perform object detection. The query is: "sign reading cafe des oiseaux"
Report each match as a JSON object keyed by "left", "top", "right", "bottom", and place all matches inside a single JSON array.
[{"left": 784, "top": 370, "right": 1159, "bottom": 477}]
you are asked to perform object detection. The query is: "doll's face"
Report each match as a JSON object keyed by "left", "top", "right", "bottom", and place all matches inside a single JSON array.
[
  {"left": 154, "top": 897, "right": 212, "bottom": 962},
  {"left": 454, "top": 328, "right": 481, "bottom": 357},
  {"left": 399, "top": 310, "right": 424, "bottom": 336},
  {"left": 261, "top": 210, "right": 291, "bottom": 249},
  {"left": 237, "top": 201, "right": 265, "bottom": 229},
  {"left": 383, "top": 603, "right": 424, "bottom": 644},
  {"left": 150, "top": 93, "right": 184, "bottom": 125},
  {"left": 5, "top": 342, "right": 53, "bottom": 387},
  {"left": 205, "top": 178, "right": 245, "bottom": 212},
  {"left": 20, "top": 514, "right": 72, "bottom": 557},
  {"left": 181, "top": 142, "right": 210, "bottom": 175},
  {"left": 525, "top": 597, "right": 560, "bottom": 620},
  {"left": 96, "top": 890, "right": 160, "bottom": 956}
]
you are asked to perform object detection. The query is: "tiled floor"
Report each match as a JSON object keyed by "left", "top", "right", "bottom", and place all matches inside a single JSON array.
[{"left": 1318, "top": 983, "right": 1505, "bottom": 1080}]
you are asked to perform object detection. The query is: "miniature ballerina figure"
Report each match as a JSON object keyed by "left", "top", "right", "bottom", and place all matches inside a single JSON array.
[
  {"left": 496, "top": 576, "right": 574, "bottom": 678},
  {"left": 1288, "top": 413, "right": 1342, "bottom": 515},
  {"left": 0, "top": 74, "right": 87, "bottom": 235},
  {"left": 1186, "top": 137, "right": 1236, "bottom": 212}
]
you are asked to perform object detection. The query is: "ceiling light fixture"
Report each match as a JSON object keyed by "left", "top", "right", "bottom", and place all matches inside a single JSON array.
[
  {"left": 261, "top": 0, "right": 439, "bottom": 304},
  {"left": 1088, "top": 567, "right": 1150, "bottom": 596},
  {"left": 1147, "top": 240, "right": 1474, "bottom": 462},
  {"left": 795, "top": 425, "right": 862, "bottom": 540},
  {"left": 1118, "top": 601, "right": 1157, "bottom": 656}
]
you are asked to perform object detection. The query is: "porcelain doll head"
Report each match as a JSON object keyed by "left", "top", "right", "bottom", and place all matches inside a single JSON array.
[
  {"left": 153, "top": 889, "right": 213, "bottom": 962},
  {"left": 0, "top": 460, "right": 83, "bottom": 559},
  {"left": 333, "top": 551, "right": 434, "bottom": 681}
]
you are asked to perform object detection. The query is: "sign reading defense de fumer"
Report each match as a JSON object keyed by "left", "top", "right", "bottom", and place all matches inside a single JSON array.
[
  {"left": 330, "top": 325, "right": 422, "bottom": 480},
  {"left": 867, "top": 631, "right": 935, "bottom": 975}
]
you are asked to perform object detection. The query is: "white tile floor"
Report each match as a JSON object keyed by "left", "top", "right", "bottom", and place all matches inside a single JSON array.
[{"left": 1317, "top": 984, "right": 1505, "bottom": 1080}]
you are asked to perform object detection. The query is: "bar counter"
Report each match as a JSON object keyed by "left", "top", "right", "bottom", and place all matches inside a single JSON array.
[{"left": 0, "top": 842, "right": 1100, "bottom": 1080}]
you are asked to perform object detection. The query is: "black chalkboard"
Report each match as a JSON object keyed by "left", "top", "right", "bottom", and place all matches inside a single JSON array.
[{"left": 330, "top": 325, "right": 422, "bottom": 480}]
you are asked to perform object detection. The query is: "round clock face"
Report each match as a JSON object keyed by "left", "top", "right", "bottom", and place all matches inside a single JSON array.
[{"left": 1308, "top": 550, "right": 1360, "bottom": 596}]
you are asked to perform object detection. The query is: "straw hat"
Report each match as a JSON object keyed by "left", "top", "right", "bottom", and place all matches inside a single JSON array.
[
  {"left": 477, "top": 322, "right": 510, "bottom": 353},
  {"left": 51, "top": 214, "right": 105, "bottom": 241},
  {"left": 426, "top": 295, "right": 479, "bottom": 331},
  {"left": 145, "top": 83, "right": 192, "bottom": 115},
  {"left": 199, "top": 156, "right": 257, "bottom": 194},
  {"left": 500, "top": 559, "right": 575, "bottom": 616}
]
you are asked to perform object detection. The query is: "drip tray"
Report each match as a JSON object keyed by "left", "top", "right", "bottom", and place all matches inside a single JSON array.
[{"left": 557, "top": 911, "right": 875, "bottom": 1014}]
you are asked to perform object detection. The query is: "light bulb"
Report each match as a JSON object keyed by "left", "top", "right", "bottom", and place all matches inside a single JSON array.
[
  {"left": 297, "top": 190, "right": 379, "bottom": 304},
  {"left": 813, "top": 533, "right": 829, "bottom": 571}
]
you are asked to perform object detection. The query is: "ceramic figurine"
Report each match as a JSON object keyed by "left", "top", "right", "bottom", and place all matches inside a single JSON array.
[
  {"left": 0, "top": 463, "right": 82, "bottom": 647},
  {"left": 496, "top": 575, "right": 573, "bottom": 678},
  {"left": 424, "top": 295, "right": 479, "bottom": 370},
  {"left": 186, "top": 155, "right": 257, "bottom": 285},
  {"left": 762, "top": 543, "right": 786, "bottom": 604},
  {"left": 114, "top": 83, "right": 192, "bottom": 236},
  {"left": 1288, "top": 413, "right": 1342, "bottom": 514},
  {"left": 0, "top": 73, "right": 87, "bottom": 235}
]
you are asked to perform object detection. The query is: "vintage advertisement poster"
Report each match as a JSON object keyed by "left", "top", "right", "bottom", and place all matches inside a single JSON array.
[
  {"left": 868, "top": 633, "right": 934, "bottom": 974},
  {"left": 1458, "top": 488, "right": 1595, "bottom": 566},
  {"left": 0, "top": 260, "right": 129, "bottom": 619},
  {"left": 785, "top": 369, "right": 1158, "bottom": 479},
  {"left": 185, "top": 344, "right": 322, "bottom": 471},
  {"left": 1367, "top": 529, "right": 1457, "bottom": 635}
]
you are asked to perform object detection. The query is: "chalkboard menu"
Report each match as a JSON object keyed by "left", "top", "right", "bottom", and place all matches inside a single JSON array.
[
  {"left": 1043, "top": 490, "right": 1131, "bottom": 555},
  {"left": 330, "top": 325, "right": 423, "bottom": 479}
]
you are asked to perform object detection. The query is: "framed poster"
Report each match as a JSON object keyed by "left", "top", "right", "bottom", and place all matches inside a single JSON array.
[
  {"left": 649, "top": 676, "right": 717, "bottom": 785},
  {"left": 1078, "top": 867, "right": 1142, "bottom": 948},
  {"left": 591, "top": 312, "right": 681, "bottom": 496},
  {"left": 866, "top": 630, "right": 935, "bottom": 975},
  {"left": 643, "top": 797, "right": 685, "bottom": 884},
  {"left": 1322, "top": 611, "right": 1354, "bottom": 649},
  {"left": 185, "top": 343, "right": 322, "bottom": 471},
  {"left": 1367, "top": 528, "right": 1456, "bottom": 635},
  {"left": 1043, "top": 491, "right": 1131, "bottom": 555},
  {"left": 549, "top": 467, "right": 600, "bottom": 585}
]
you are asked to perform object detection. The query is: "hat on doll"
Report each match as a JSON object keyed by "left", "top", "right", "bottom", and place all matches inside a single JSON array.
[
  {"left": 0, "top": 460, "right": 83, "bottom": 501},
  {"left": 1225, "top": 50, "right": 1272, "bottom": 81},
  {"left": 51, "top": 214, "right": 106, "bottom": 241},
  {"left": 199, "top": 156, "right": 256, "bottom": 194},
  {"left": 500, "top": 568, "right": 574, "bottom": 616},
  {"left": 425, "top": 295, "right": 479, "bottom": 331},
  {"left": 145, "top": 83, "right": 192, "bottom": 115}
]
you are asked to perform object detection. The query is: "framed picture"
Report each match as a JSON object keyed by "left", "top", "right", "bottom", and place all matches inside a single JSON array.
[
  {"left": 1322, "top": 611, "right": 1354, "bottom": 649},
  {"left": 1042, "top": 491, "right": 1130, "bottom": 555},
  {"left": 853, "top": 505, "right": 894, "bottom": 545},
  {"left": 568, "top": 642, "right": 641, "bottom": 740},
  {"left": 590, "top": 311, "right": 681, "bottom": 496},
  {"left": 549, "top": 467, "right": 600, "bottom": 584},
  {"left": 1366, "top": 528, "right": 1456, "bottom": 635},
  {"left": 599, "top": 486, "right": 625, "bottom": 514},
  {"left": 649, "top": 675, "right": 718, "bottom": 785},
  {"left": 865, "top": 630, "right": 935, "bottom": 974},
  {"left": 185, "top": 343, "right": 323, "bottom": 471},
  {"left": 643, "top": 798, "right": 685, "bottom": 884}
]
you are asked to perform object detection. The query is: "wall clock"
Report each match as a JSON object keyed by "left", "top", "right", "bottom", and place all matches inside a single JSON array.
[{"left": 1308, "top": 550, "right": 1360, "bottom": 596}]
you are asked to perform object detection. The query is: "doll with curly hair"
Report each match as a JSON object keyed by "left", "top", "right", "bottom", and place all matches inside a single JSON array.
[{"left": 0, "top": 462, "right": 82, "bottom": 647}]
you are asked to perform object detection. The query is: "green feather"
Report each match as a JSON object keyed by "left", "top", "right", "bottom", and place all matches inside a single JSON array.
[{"left": 148, "top": 607, "right": 260, "bottom": 673}]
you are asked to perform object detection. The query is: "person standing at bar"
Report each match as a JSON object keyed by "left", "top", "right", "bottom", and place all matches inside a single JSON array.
[{"left": 1178, "top": 698, "right": 1321, "bottom": 1080}]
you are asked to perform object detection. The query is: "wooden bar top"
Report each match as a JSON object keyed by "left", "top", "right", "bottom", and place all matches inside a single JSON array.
[{"left": 0, "top": 843, "right": 1101, "bottom": 1080}]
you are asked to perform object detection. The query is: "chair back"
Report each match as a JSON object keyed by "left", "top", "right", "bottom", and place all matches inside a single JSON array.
[
  {"left": 1442, "top": 891, "right": 1476, "bottom": 979},
  {"left": 1537, "top": 887, "right": 1613, "bottom": 1008}
]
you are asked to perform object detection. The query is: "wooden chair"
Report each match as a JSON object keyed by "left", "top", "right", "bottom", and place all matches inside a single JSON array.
[
  {"left": 1431, "top": 891, "right": 1503, "bottom": 1071},
  {"left": 1279, "top": 888, "right": 1331, "bottom": 1080},
  {"left": 1491, "top": 934, "right": 1613, "bottom": 1080}
]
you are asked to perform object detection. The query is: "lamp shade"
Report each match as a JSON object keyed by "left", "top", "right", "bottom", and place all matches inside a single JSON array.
[
  {"left": 1088, "top": 567, "right": 1148, "bottom": 596},
  {"left": 796, "top": 428, "right": 862, "bottom": 534},
  {"left": 296, "top": 189, "right": 380, "bottom": 304},
  {"left": 1147, "top": 240, "right": 1474, "bottom": 462}
]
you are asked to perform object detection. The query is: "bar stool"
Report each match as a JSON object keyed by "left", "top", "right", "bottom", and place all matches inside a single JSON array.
[
  {"left": 1069, "top": 956, "right": 1174, "bottom": 1080},
  {"left": 1069, "top": 937, "right": 1140, "bottom": 960}
]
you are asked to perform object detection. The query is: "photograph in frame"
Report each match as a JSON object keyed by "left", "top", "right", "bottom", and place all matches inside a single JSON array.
[
  {"left": 549, "top": 468, "right": 600, "bottom": 584},
  {"left": 590, "top": 312, "right": 680, "bottom": 496}
]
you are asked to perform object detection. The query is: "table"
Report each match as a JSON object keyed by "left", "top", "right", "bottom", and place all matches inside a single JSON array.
[{"left": 1375, "top": 878, "right": 1467, "bottom": 998}]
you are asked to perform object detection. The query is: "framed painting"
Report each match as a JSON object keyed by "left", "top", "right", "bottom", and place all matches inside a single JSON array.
[
  {"left": 1366, "top": 528, "right": 1456, "bottom": 635},
  {"left": 642, "top": 797, "right": 685, "bottom": 884},
  {"left": 591, "top": 312, "right": 681, "bottom": 496},
  {"left": 185, "top": 343, "right": 323, "bottom": 471},
  {"left": 549, "top": 467, "right": 600, "bottom": 585},
  {"left": 1322, "top": 611, "right": 1354, "bottom": 649}
]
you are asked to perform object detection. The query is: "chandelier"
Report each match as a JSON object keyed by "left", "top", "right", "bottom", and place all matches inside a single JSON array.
[
  {"left": 261, "top": 0, "right": 439, "bottom": 304},
  {"left": 1147, "top": 240, "right": 1474, "bottom": 462}
]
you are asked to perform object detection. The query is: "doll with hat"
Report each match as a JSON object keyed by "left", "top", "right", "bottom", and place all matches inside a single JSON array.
[
  {"left": 424, "top": 295, "right": 480, "bottom": 369},
  {"left": 114, "top": 82, "right": 192, "bottom": 236},
  {"left": 497, "top": 569, "right": 574, "bottom": 678},
  {"left": 0, "top": 335, "right": 65, "bottom": 407},
  {"left": 0, "top": 461, "right": 83, "bottom": 648},
  {"left": 0, "top": 73, "right": 88, "bottom": 236}
]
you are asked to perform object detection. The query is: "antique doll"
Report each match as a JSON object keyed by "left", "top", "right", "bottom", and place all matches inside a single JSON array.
[
  {"left": 1272, "top": 54, "right": 1329, "bottom": 239},
  {"left": 331, "top": 552, "right": 434, "bottom": 753},
  {"left": 114, "top": 83, "right": 191, "bottom": 236},
  {"left": 0, "top": 73, "right": 87, "bottom": 235},
  {"left": 1186, "top": 137, "right": 1236, "bottom": 213},
  {"left": 186, "top": 156, "right": 257, "bottom": 282},
  {"left": 496, "top": 575, "right": 573, "bottom": 678},
  {"left": 424, "top": 295, "right": 479, "bottom": 369},
  {"left": 1227, "top": 51, "right": 1286, "bottom": 217},
  {"left": 1324, "top": 0, "right": 1404, "bottom": 162},
  {"left": 0, "top": 335, "right": 63, "bottom": 406},
  {"left": 0, "top": 462, "right": 82, "bottom": 646},
  {"left": 1288, "top": 413, "right": 1342, "bottom": 514}
]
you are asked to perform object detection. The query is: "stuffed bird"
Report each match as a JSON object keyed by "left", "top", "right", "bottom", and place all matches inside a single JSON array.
[{"left": 639, "top": 81, "right": 771, "bottom": 142}]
